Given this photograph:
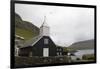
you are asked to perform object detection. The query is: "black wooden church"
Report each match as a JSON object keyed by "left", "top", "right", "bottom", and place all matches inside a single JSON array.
[{"left": 18, "top": 16, "right": 63, "bottom": 57}]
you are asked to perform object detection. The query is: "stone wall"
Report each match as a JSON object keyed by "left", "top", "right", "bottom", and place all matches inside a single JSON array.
[{"left": 15, "top": 56, "right": 70, "bottom": 68}]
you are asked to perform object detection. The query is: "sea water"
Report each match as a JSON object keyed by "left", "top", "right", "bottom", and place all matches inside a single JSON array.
[{"left": 71, "top": 49, "right": 94, "bottom": 60}]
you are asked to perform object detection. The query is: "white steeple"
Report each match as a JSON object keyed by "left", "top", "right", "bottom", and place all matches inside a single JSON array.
[{"left": 40, "top": 16, "right": 50, "bottom": 36}]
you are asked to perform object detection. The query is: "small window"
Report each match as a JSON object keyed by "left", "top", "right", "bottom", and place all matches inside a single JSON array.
[
  {"left": 57, "top": 48, "right": 61, "bottom": 51},
  {"left": 60, "top": 52, "right": 62, "bottom": 55},
  {"left": 57, "top": 52, "right": 59, "bottom": 56},
  {"left": 44, "top": 38, "right": 49, "bottom": 44}
]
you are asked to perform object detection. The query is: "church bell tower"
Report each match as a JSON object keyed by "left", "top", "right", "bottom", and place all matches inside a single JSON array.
[{"left": 40, "top": 16, "right": 50, "bottom": 36}]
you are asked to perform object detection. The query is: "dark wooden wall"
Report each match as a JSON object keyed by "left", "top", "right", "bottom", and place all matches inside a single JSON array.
[{"left": 32, "top": 36, "right": 57, "bottom": 56}]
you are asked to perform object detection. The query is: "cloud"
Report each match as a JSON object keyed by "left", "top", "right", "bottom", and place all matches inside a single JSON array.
[{"left": 15, "top": 3, "right": 94, "bottom": 46}]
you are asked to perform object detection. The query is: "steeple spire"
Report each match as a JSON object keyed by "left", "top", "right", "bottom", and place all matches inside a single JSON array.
[
  {"left": 44, "top": 15, "right": 46, "bottom": 23},
  {"left": 42, "top": 16, "right": 49, "bottom": 27},
  {"left": 40, "top": 16, "right": 50, "bottom": 36}
]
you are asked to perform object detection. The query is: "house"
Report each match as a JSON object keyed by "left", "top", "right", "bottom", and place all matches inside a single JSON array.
[
  {"left": 19, "top": 16, "right": 57, "bottom": 57},
  {"left": 56, "top": 46, "right": 63, "bottom": 56},
  {"left": 15, "top": 35, "right": 24, "bottom": 56}
]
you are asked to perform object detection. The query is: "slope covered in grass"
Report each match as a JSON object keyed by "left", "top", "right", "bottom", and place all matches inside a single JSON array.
[
  {"left": 68, "top": 39, "right": 94, "bottom": 50},
  {"left": 15, "top": 13, "right": 39, "bottom": 41}
]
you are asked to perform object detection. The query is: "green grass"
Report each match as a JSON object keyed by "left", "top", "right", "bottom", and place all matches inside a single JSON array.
[
  {"left": 15, "top": 28, "right": 37, "bottom": 41},
  {"left": 82, "top": 54, "right": 95, "bottom": 60}
]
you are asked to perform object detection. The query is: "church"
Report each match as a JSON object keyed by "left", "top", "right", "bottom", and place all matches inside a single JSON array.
[{"left": 18, "top": 16, "right": 63, "bottom": 57}]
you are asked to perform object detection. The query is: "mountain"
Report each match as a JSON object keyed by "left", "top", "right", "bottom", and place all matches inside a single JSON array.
[
  {"left": 68, "top": 39, "right": 94, "bottom": 50},
  {"left": 15, "top": 13, "right": 39, "bottom": 41}
]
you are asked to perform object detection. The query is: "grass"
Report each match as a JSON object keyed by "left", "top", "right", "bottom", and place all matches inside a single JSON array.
[
  {"left": 15, "top": 28, "right": 38, "bottom": 41},
  {"left": 82, "top": 54, "right": 95, "bottom": 60}
]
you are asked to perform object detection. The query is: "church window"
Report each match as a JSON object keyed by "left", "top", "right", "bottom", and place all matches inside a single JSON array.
[{"left": 44, "top": 38, "right": 49, "bottom": 44}]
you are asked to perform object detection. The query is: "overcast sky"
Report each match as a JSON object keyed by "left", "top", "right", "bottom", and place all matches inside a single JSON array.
[{"left": 15, "top": 3, "right": 94, "bottom": 47}]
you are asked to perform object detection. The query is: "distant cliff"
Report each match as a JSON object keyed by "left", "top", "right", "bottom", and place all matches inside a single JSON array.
[
  {"left": 68, "top": 39, "right": 94, "bottom": 50},
  {"left": 15, "top": 13, "right": 39, "bottom": 41}
]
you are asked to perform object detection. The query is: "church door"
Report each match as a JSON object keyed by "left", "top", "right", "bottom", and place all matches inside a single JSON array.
[{"left": 43, "top": 48, "right": 49, "bottom": 57}]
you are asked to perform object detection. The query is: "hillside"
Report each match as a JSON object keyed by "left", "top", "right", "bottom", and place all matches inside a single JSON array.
[
  {"left": 15, "top": 13, "right": 39, "bottom": 41},
  {"left": 68, "top": 39, "right": 94, "bottom": 50}
]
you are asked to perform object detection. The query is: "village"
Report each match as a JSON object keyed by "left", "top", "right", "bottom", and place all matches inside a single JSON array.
[{"left": 14, "top": 14, "right": 94, "bottom": 67}]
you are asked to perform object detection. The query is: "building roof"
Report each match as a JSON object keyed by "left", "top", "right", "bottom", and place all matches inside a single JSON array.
[{"left": 20, "top": 35, "right": 42, "bottom": 48}]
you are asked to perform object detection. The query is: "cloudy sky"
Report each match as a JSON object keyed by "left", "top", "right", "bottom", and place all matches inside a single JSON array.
[{"left": 15, "top": 3, "right": 94, "bottom": 46}]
